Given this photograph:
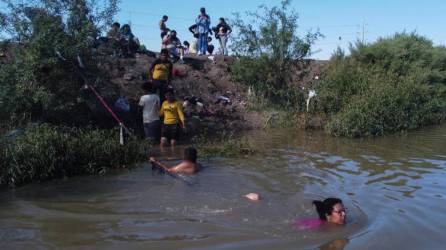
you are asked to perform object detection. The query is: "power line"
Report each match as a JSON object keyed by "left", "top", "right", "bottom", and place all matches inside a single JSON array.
[{"left": 120, "top": 10, "right": 192, "bottom": 21}]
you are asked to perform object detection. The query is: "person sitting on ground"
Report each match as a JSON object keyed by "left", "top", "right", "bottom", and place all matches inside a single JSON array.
[
  {"left": 159, "top": 88, "right": 186, "bottom": 148},
  {"left": 294, "top": 198, "right": 347, "bottom": 230},
  {"left": 150, "top": 147, "right": 200, "bottom": 175},
  {"left": 162, "top": 30, "right": 185, "bottom": 62},
  {"left": 189, "top": 40, "right": 198, "bottom": 54},
  {"left": 139, "top": 82, "right": 161, "bottom": 142},
  {"left": 107, "top": 22, "right": 121, "bottom": 41},
  {"left": 120, "top": 24, "right": 140, "bottom": 57},
  {"left": 159, "top": 15, "right": 170, "bottom": 39},
  {"left": 207, "top": 36, "right": 214, "bottom": 55},
  {"left": 215, "top": 17, "right": 232, "bottom": 56},
  {"left": 149, "top": 49, "right": 172, "bottom": 102},
  {"left": 103, "top": 22, "right": 122, "bottom": 56},
  {"left": 183, "top": 41, "right": 190, "bottom": 55}
]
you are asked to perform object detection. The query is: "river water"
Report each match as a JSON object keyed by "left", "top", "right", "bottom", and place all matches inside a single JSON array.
[{"left": 1, "top": 125, "right": 446, "bottom": 250}]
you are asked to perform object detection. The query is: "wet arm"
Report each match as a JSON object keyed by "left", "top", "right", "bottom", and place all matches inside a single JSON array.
[{"left": 151, "top": 159, "right": 172, "bottom": 172}]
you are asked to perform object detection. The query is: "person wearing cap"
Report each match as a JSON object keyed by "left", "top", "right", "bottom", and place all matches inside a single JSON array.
[
  {"left": 159, "top": 88, "right": 186, "bottom": 148},
  {"left": 195, "top": 7, "right": 211, "bottom": 55}
]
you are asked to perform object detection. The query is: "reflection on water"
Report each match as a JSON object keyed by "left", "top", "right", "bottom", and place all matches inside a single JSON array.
[{"left": 1, "top": 125, "right": 446, "bottom": 249}]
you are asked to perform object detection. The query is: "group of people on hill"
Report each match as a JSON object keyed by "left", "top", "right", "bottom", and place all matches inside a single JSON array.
[
  {"left": 159, "top": 7, "right": 232, "bottom": 62},
  {"left": 135, "top": 7, "right": 234, "bottom": 148},
  {"left": 105, "top": 22, "right": 140, "bottom": 57},
  {"left": 104, "top": 7, "right": 232, "bottom": 60}
]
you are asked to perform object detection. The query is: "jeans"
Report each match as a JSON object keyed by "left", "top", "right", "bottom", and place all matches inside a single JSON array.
[
  {"left": 219, "top": 35, "right": 228, "bottom": 55},
  {"left": 144, "top": 120, "right": 161, "bottom": 141},
  {"left": 198, "top": 33, "right": 207, "bottom": 55}
]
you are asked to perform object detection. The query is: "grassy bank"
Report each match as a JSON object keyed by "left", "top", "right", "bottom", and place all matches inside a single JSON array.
[
  {"left": 0, "top": 124, "right": 151, "bottom": 187},
  {"left": 314, "top": 33, "right": 446, "bottom": 137},
  {"left": 0, "top": 125, "right": 259, "bottom": 188}
]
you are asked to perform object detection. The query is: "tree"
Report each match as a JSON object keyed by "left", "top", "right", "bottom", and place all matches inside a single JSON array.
[
  {"left": 230, "top": 0, "right": 322, "bottom": 106},
  {"left": 0, "top": 0, "right": 119, "bottom": 125}
]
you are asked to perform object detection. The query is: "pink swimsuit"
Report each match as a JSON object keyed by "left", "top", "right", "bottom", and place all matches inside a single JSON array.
[{"left": 293, "top": 218, "right": 324, "bottom": 230}]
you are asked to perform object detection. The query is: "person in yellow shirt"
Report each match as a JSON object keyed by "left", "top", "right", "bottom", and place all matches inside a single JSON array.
[
  {"left": 159, "top": 88, "right": 186, "bottom": 147},
  {"left": 149, "top": 49, "right": 172, "bottom": 102}
]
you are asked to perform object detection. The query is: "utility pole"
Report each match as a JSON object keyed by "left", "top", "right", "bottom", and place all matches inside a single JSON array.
[{"left": 361, "top": 19, "right": 367, "bottom": 44}]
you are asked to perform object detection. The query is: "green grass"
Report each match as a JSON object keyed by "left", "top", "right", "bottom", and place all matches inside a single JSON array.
[{"left": 0, "top": 124, "right": 151, "bottom": 187}]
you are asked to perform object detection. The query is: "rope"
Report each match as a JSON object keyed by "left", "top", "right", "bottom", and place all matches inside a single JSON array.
[{"left": 87, "top": 84, "right": 133, "bottom": 137}]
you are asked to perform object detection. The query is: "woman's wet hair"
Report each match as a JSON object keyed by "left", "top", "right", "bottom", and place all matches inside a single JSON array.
[
  {"left": 184, "top": 147, "right": 197, "bottom": 163},
  {"left": 162, "top": 15, "right": 168, "bottom": 20},
  {"left": 313, "top": 198, "right": 343, "bottom": 221}
]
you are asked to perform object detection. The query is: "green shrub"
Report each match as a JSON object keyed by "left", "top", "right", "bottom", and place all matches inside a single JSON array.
[
  {"left": 0, "top": 0, "right": 119, "bottom": 126},
  {"left": 230, "top": 0, "right": 321, "bottom": 107},
  {"left": 0, "top": 124, "right": 151, "bottom": 187},
  {"left": 317, "top": 33, "right": 446, "bottom": 137}
]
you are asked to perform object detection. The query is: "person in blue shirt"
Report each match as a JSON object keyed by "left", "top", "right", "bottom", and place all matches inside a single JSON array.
[{"left": 195, "top": 7, "right": 211, "bottom": 55}]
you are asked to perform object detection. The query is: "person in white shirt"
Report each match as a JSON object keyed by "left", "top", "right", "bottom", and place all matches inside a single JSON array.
[{"left": 139, "top": 82, "right": 161, "bottom": 141}]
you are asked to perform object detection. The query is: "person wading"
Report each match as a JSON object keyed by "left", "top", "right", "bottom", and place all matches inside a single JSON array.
[
  {"left": 139, "top": 82, "right": 161, "bottom": 142},
  {"left": 150, "top": 147, "right": 200, "bottom": 175},
  {"left": 159, "top": 88, "right": 186, "bottom": 148}
]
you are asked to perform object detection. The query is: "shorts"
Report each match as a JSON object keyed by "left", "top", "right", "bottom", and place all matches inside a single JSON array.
[
  {"left": 161, "top": 124, "right": 180, "bottom": 141},
  {"left": 144, "top": 120, "right": 161, "bottom": 141}
]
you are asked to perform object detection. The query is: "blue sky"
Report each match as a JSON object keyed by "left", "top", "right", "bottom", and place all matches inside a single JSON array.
[
  {"left": 1, "top": 1, "right": 444, "bottom": 59},
  {"left": 114, "top": 0, "right": 446, "bottom": 59}
]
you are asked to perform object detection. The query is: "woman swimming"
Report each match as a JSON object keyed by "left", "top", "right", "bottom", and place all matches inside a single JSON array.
[
  {"left": 295, "top": 198, "right": 346, "bottom": 229},
  {"left": 313, "top": 198, "right": 346, "bottom": 225}
]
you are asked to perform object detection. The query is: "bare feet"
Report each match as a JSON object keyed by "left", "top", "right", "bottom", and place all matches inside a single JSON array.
[{"left": 245, "top": 193, "right": 260, "bottom": 201}]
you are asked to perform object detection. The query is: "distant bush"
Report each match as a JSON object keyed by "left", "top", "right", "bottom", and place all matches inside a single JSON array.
[
  {"left": 230, "top": 0, "right": 321, "bottom": 107},
  {"left": 317, "top": 33, "right": 446, "bottom": 137},
  {"left": 0, "top": 124, "right": 150, "bottom": 187}
]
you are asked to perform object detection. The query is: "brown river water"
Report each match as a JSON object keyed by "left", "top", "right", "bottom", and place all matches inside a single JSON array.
[{"left": 1, "top": 125, "right": 446, "bottom": 250}]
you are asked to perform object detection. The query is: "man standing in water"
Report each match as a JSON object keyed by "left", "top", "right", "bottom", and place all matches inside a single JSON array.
[
  {"left": 159, "top": 88, "right": 185, "bottom": 148},
  {"left": 139, "top": 82, "right": 161, "bottom": 142},
  {"left": 150, "top": 147, "right": 200, "bottom": 175}
]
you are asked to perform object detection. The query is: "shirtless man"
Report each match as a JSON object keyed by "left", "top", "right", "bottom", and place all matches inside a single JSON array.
[{"left": 149, "top": 147, "right": 199, "bottom": 175}]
